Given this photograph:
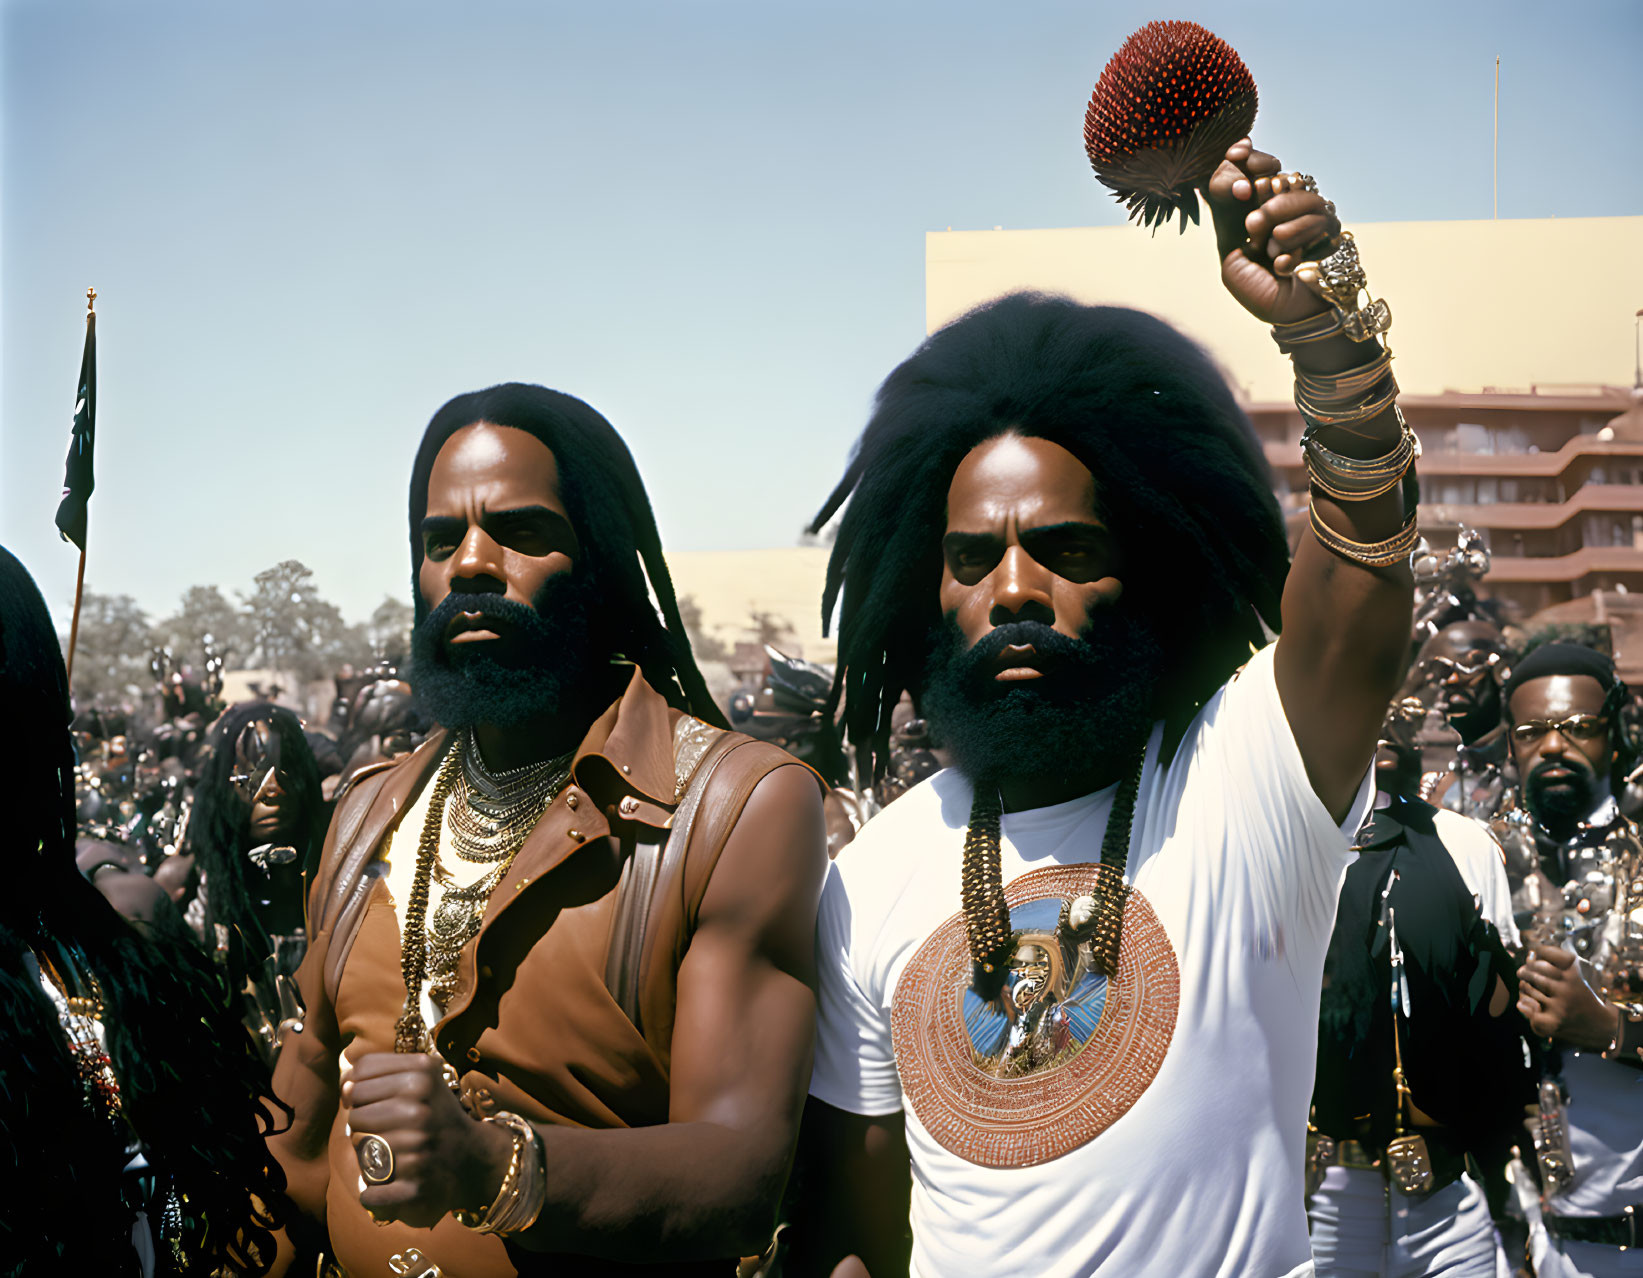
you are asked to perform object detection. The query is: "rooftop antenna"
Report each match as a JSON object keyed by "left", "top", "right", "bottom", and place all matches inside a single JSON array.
[
  {"left": 1634, "top": 308, "right": 1642, "bottom": 391},
  {"left": 1493, "top": 55, "right": 1500, "bottom": 219}
]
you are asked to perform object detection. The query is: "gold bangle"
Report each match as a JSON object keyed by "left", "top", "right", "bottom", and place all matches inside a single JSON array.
[
  {"left": 486, "top": 1112, "right": 546, "bottom": 1237},
  {"left": 1295, "top": 350, "right": 1395, "bottom": 404},
  {"left": 1296, "top": 378, "right": 1400, "bottom": 426},
  {"left": 1271, "top": 309, "right": 1345, "bottom": 350},
  {"left": 1302, "top": 407, "right": 1419, "bottom": 501},
  {"left": 1309, "top": 503, "right": 1420, "bottom": 569},
  {"left": 454, "top": 1113, "right": 529, "bottom": 1232}
]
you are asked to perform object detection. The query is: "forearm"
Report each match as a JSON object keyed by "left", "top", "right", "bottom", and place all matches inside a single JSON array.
[
  {"left": 1275, "top": 313, "right": 1414, "bottom": 815},
  {"left": 267, "top": 963, "right": 340, "bottom": 1220},
  {"left": 509, "top": 1117, "right": 790, "bottom": 1261}
]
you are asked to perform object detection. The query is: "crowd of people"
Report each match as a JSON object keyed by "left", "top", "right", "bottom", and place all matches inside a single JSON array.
[{"left": 4, "top": 135, "right": 1639, "bottom": 1278}]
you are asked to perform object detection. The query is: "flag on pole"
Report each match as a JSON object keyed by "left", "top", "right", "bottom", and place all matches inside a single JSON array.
[{"left": 55, "top": 294, "right": 97, "bottom": 551}]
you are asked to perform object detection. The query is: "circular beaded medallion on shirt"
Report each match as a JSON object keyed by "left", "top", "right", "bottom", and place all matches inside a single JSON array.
[{"left": 892, "top": 862, "right": 1179, "bottom": 1168}]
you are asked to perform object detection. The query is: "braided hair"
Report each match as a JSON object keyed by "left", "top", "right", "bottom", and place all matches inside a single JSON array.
[
  {"left": 813, "top": 292, "right": 1289, "bottom": 778},
  {"left": 409, "top": 383, "right": 725, "bottom": 728}
]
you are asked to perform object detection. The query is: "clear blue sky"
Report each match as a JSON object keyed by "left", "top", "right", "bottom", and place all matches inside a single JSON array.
[{"left": 4, "top": 0, "right": 1639, "bottom": 629}]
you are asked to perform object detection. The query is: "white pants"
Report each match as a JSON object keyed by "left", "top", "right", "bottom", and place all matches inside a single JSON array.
[{"left": 1308, "top": 1166, "right": 1505, "bottom": 1278}]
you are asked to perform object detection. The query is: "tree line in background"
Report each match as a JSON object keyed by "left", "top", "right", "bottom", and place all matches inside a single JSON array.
[
  {"left": 62, "top": 557, "right": 766, "bottom": 708},
  {"left": 65, "top": 559, "right": 415, "bottom": 705}
]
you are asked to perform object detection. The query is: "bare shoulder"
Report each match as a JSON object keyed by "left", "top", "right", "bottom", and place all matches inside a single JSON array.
[{"left": 697, "top": 752, "right": 828, "bottom": 958}]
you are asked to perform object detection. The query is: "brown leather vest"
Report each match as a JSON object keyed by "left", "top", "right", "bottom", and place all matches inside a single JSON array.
[{"left": 269, "top": 670, "right": 806, "bottom": 1276}]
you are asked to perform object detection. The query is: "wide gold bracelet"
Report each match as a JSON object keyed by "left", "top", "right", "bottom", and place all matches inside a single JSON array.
[
  {"left": 1302, "top": 407, "right": 1419, "bottom": 501},
  {"left": 1309, "top": 503, "right": 1420, "bottom": 569},
  {"left": 454, "top": 1111, "right": 545, "bottom": 1236},
  {"left": 453, "top": 1119, "right": 524, "bottom": 1232}
]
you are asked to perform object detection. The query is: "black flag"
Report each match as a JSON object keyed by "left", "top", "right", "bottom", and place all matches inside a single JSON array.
[{"left": 55, "top": 307, "right": 97, "bottom": 551}]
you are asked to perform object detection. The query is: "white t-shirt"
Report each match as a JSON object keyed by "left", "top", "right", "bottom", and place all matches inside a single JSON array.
[
  {"left": 811, "top": 641, "right": 1372, "bottom": 1278},
  {"left": 1429, "top": 808, "right": 1520, "bottom": 946}
]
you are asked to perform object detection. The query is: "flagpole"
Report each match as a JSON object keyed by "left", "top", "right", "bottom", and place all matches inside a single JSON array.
[
  {"left": 65, "top": 542, "right": 88, "bottom": 688},
  {"left": 63, "top": 286, "right": 96, "bottom": 694}
]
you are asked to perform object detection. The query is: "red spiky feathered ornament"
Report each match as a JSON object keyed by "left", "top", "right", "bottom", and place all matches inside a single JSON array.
[{"left": 1083, "top": 20, "right": 1258, "bottom": 233}]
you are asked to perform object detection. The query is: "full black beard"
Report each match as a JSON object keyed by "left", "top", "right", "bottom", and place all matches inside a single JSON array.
[
  {"left": 409, "top": 574, "right": 606, "bottom": 731},
  {"left": 919, "top": 612, "right": 1162, "bottom": 789},
  {"left": 1525, "top": 757, "right": 1600, "bottom": 832}
]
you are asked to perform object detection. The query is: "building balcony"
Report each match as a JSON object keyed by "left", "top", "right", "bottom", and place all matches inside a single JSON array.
[
  {"left": 1480, "top": 545, "right": 1643, "bottom": 583},
  {"left": 1263, "top": 432, "right": 1643, "bottom": 480},
  {"left": 1424, "top": 484, "right": 1643, "bottom": 531}
]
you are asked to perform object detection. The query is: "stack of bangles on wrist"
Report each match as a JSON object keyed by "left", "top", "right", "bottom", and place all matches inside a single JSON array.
[
  {"left": 453, "top": 1111, "right": 546, "bottom": 1237},
  {"left": 1271, "top": 226, "right": 1420, "bottom": 569}
]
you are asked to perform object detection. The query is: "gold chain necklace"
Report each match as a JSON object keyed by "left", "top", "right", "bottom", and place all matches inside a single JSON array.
[
  {"left": 394, "top": 734, "right": 573, "bottom": 1051},
  {"left": 445, "top": 730, "right": 575, "bottom": 863}
]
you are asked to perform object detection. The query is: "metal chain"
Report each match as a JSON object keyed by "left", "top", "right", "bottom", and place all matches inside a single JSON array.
[{"left": 394, "top": 739, "right": 462, "bottom": 1054}]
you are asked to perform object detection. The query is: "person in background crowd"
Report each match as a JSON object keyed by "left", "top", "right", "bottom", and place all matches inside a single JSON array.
[
  {"left": 186, "top": 702, "right": 329, "bottom": 1066},
  {"left": 1406, "top": 619, "right": 1511, "bottom": 820},
  {"left": 1307, "top": 706, "right": 1534, "bottom": 1277},
  {"left": 1496, "top": 643, "right": 1643, "bottom": 1278}
]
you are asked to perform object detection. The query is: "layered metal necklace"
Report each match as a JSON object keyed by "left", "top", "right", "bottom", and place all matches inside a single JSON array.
[{"left": 397, "top": 730, "right": 574, "bottom": 1044}]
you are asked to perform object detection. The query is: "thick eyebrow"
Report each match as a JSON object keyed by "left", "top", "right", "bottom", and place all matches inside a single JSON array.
[
  {"left": 942, "top": 530, "right": 1001, "bottom": 557},
  {"left": 420, "top": 506, "right": 574, "bottom": 539},
  {"left": 420, "top": 515, "right": 464, "bottom": 543},
  {"left": 1018, "top": 520, "right": 1111, "bottom": 544}
]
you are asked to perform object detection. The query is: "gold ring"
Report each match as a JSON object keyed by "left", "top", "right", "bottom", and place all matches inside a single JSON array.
[{"left": 357, "top": 1133, "right": 395, "bottom": 1185}]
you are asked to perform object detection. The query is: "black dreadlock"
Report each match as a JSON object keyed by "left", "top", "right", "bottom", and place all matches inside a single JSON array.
[
  {"left": 0, "top": 544, "right": 286, "bottom": 1273},
  {"left": 813, "top": 292, "right": 1290, "bottom": 779},
  {"left": 409, "top": 383, "right": 726, "bottom": 729}
]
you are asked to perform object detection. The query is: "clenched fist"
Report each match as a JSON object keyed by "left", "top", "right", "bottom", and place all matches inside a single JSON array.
[
  {"left": 1517, "top": 941, "right": 1621, "bottom": 1053},
  {"left": 343, "top": 1052, "right": 514, "bottom": 1228},
  {"left": 1206, "top": 138, "right": 1342, "bottom": 326}
]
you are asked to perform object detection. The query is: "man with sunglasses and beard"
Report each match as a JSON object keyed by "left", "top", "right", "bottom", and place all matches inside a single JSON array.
[
  {"left": 1498, "top": 643, "right": 1643, "bottom": 1277},
  {"left": 268, "top": 384, "right": 827, "bottom": 1277},
  {"left": 790, "top": 142, "right": 1416, "bottom": 1278}
]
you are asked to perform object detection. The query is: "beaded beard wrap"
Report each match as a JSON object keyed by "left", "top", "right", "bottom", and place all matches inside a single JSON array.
[
  {"left": 395, "top": 732, "right": 574, "bottom": 1052},
  {"left": 963, "top": 748, "right": 1146, "bottom": 988}
]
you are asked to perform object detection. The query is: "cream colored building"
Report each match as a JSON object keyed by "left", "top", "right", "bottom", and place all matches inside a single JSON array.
[
  {"left": 664, "top": 546, "right": 836, "bottom": 668},
  {"left": 926, "top": 216, "right": 1643, "bottom": 400}
]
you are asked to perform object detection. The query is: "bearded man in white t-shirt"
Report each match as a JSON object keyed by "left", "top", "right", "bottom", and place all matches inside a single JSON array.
[{"left": 787, "top": 141, "right": 1417, "bottom": 1278}]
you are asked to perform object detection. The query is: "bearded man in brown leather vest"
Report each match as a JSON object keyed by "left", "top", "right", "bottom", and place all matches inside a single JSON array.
[{"left": 269, "top": 383, "right": 827, "bottom": 1277}]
